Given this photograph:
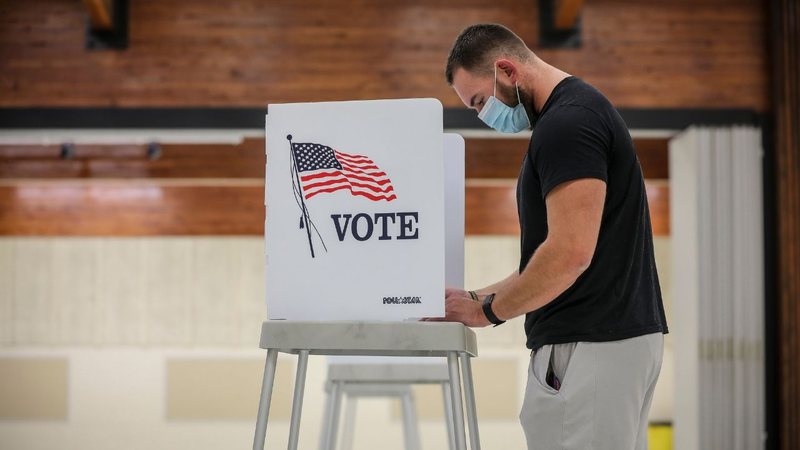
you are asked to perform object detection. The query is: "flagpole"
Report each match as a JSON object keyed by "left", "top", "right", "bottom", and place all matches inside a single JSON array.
[{"left": 287, "top": 135, "right": 316, "bottom": 258}]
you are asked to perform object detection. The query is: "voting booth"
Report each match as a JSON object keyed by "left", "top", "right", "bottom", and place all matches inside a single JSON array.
[
  {"left": 265, "top": 98, "right": 448, "bottom": 321},
  {"left": 255, "top": 99, "right": 479, "bottom": 450}
]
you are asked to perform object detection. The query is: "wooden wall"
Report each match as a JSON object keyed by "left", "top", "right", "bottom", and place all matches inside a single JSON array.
[
  {"left": 0, "top": 0, "right": 758, "bottom": 237},
  {"left": 0, "top": 0, "right": 768, "bottom": 110},
  {"left": 772, "top": 0, "right": 800, "bottom": 448}
]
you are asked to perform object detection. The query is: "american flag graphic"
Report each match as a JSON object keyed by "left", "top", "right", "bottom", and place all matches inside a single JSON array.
[{"left": 291, "top": 142, "right": 397, "bottom": 202}]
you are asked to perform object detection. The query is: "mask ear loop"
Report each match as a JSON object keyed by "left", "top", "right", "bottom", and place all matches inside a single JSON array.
[{"left": 493, "top": 64, "right": 498, "bottom": 97}]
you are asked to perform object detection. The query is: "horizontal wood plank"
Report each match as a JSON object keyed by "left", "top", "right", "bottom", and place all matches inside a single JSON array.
[
  {"left": 465, "top": 184, "right": 520, "bottom": 235},
  {"left": 0, "top": 183, "right": 265, "bottom": 236},
  {"left": 464, "top": 137, "right": 668, "bottom": 179},
  {"left": 0, "top": 181, "right": 669, "bottom": 236},
  {"left": 1, "top": 137, "right": 668, "bottom": 180},
  {"left": 0, "top": 139, "right": 265, "bottom": 179}
]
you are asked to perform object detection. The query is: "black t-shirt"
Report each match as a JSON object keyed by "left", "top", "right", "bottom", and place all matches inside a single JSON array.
[{"left": 518, "top": 76, "right": 668, "bottom": 350}]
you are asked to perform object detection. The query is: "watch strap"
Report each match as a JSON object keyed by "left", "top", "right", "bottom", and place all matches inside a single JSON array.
[{"left": 482, "top": 293, "right": 506, "bottom": 326}]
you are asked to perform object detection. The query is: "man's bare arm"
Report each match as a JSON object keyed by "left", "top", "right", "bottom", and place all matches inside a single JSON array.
[
  {"left": 492, "top": 178, "right": 606, "bottom": 320},
  {"left": 438, "top": 178, "right": 606, "bottom": 327}
]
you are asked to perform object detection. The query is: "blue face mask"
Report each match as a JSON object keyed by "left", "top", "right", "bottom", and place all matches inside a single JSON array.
[{"left": 477, "top": 66, "right": 531, "bottom": 133}]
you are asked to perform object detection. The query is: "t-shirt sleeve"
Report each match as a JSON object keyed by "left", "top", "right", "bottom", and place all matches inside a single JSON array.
[{"left": 533, "top": 106, "right": 611, "bottom": 199}]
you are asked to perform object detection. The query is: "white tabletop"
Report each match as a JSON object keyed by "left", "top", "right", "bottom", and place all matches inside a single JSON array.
[{"left": 259, "top": 321, "right": 478, "bottom": 357}]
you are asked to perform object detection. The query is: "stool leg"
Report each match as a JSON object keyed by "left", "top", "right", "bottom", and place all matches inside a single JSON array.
[
  {"left": 459, "top": 353, "right": 481, "bottom": 450},
  {"left": 318, "top": 381, "right": 333, "bottom": 450},
  {"left": 340, "top": 394, "right": 358, "bottom": 450},
  {"left": 288, "top": 350, "right": 310, "bottom": 450},
  {"left": 442, "top": 382, "right": 456, "bottom": 450},
  {"left": 253, "top": 349, "right": 279, "bottom": 450},
  {"left": 447, "top": 352, "right": 467, "bottom": 450},
  {"left": 401, "top": 390, "right": 421, "bottom": 450},
  {"left": 325, "top": 380, "right": 345, "bottom": 450}
]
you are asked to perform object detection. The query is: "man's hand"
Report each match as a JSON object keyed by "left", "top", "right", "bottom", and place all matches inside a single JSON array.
[{"left": 421, "top": 287, "right": 491, "bottom": 327}]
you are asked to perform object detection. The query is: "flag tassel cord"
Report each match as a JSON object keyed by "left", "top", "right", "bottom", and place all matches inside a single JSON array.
[{"left": 287, "top": 134, "right": 316, "bottom": 258}]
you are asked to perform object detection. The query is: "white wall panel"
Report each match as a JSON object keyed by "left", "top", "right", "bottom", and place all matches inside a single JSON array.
[
  {"left": 12, "top": 239, "right": 54, "bottom": 344},
  {"left": 231, "top": 238, "right": 267, "bottom": 346},
  {"left": 144, "top": 239, "right": 194, "bottom": 345},
  {"left": 51, "top": 239, "right": 98, "bottom": 344},
  {"left": 465, "top": 236, "right": 521, "bottom": 346},
  {"left": 190, "top": 239, "right": 243, "bottom": 345},
  {"left": 464, "top": 236, "right": 519, "bottom": 290},
  {"left": 96, "top": 239, "right": 148, "bottom": 345},
  {"left": 0, "top": 239, "right": 13, "bottom": 345}
]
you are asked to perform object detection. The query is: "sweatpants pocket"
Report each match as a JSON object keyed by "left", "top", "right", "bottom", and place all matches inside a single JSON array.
[{"left": 520, "top": 347, "right": 566, "bottom": 450}]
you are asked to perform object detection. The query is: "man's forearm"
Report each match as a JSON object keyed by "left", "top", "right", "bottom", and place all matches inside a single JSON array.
[{"left": 491, "top": 239, "right": 588, "bottom": 321}]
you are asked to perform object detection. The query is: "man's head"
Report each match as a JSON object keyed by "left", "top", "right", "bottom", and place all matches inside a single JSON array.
[{"left": 445, "top": 24, "right": 537, "bottom": 128}]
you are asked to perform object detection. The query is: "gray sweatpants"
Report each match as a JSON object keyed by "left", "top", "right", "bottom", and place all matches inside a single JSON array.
[{"left": 519, "top": 332, "right": 664, "bottom": 450}]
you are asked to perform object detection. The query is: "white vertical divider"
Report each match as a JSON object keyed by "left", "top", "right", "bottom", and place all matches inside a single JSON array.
[
  {"left": 671, "top": 126, "right": 765, "bottom": 450},
  {"left": 671, "top": 128, "right": 701, "bottom": 450}
]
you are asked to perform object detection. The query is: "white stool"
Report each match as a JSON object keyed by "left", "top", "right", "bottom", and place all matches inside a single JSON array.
[
  {"left": 252, "top": 321, "right": 480, "bottom": 450},
  {"left": 319, "top": 361, "right": 457, "bottom": 450}
]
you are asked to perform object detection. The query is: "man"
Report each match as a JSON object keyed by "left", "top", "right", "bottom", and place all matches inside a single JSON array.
[{"left": 440, "top": 24, "right": 668, "bottom": 449}]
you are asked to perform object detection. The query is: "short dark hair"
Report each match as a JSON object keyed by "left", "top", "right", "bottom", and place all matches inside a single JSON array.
[{"left": 445, "top": 24, "right": 530, "bottom": 85}]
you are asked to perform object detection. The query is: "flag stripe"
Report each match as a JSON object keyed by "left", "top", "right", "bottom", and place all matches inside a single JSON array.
[
  {"left": 303, "top": 176, "right": 395, "bottom": 194},
  {"left": 303, "top": 180, "right": 395, "bottom": 198},
  {"left": 300, "top": 171, "right": 343, "bottom": 182},
  {"left": 339, "top": 165, "right": 387, "bottom": 177},
  {"left": 342, "top": 162, "right": 381, "bottom": 173},
  {"left": 301, "top": 170, "right": 391, "bottom": 186},
  {"left": 337, "top": 154, "right": 373, "bottom": 163},
  {"left": 350, "top": 191, "right": 397, "bottom": 201},
  {"left": 335, "top": 155, "right": 371, "bottom": 165},
  {"left": 307, "top": 186, "right": 397, "bottom": 202},
  {"left": 343, "top": 173, "right": 391, "bottom": 186},
  {"left": 305, "top": 184, "right": 350, "bottom": 198},
  {"left": 333, "top": 150, "right": 375, "bottom": 164},
  {"left": 340, "top": 161, "right": 377, "bottom": 170}
]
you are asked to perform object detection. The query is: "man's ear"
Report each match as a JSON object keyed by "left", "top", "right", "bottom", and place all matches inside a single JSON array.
[{"left": 495, "top": 59, "right": 517, "bottom": 83}]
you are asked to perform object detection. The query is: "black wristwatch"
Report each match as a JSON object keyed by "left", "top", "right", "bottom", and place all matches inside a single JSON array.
[{"left": 482, "top": 293, "right": 506, "bottom": 326}]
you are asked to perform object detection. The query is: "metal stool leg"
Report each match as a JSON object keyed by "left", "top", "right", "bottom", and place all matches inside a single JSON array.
[
  {"left": 447, "top": 352, "right": 467, "bottom": 450},
  {"left": 288, "top": 350, "right": 310, "bottom": 450},
  {"left": 253, "top": 349, "right": 279, "bottom": 450},
  {"left": 401, "top": 390, "right": 421, "bottom": 450},
  {"left": 459, "top": 353, "right": 481, "bottom": 450},
  {"left": 319, "top": 381, "right": 334, "bottom": 450},
  {"left": 340, "top": 394, "right": 358, "bottom": 450},
  {"left": 442, "top": 382, "right": 456, "bottom": 450},
  {"left": 325, "top": 380, "right": 345, "bottom": 450}
]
